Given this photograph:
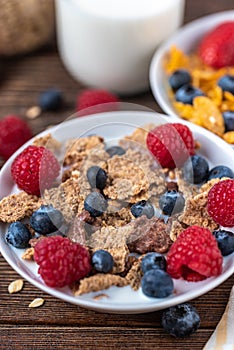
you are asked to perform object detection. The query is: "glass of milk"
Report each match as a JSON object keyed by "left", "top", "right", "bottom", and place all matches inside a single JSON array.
[{"left": 55, "top": 0, "right": 185, "bottom": 95}]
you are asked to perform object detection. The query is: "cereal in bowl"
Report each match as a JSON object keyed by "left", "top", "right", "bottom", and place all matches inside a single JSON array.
[
  {"left": 164, "top": 40, "right": 234, "bottom": 143},
  {"left": 1, "top": 122, "right": 234, "bottom": 299}
]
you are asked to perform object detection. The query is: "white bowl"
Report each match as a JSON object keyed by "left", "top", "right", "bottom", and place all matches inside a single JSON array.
[
  {"left": 0, "top": 111, "right": 234, "bottom": 314},
  {"left": 150, "top": 10, "right": 234, "bottom": 125}
]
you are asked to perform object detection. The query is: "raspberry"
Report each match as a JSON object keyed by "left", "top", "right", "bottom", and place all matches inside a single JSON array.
[
  {"left": 199, "top": 22, "right": 234, "bottom": 68},
  {"left": 0, "top": 115, "right": 32, "bottom": 160},
  {"left": 207, "top": 179, "right": 234, "bottom": 227},
  {"left": 11, "top": 145, "right": 60, "bottom": 196},
  {"left": 34, "top": 236, "right": 91, "bottom": 288},
  {"left": 76, "top": 89, "right": 119, "bottom": 113},
  {"left": 166, "top": 226, "right": 223, "bottom": 282},
  {"left": 146, "top": 123, "right": 195, "bottom": 169}
]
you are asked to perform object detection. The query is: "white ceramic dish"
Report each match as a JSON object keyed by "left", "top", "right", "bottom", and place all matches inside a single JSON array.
[
  {"left": 150, "top": 10, "right": 234, "bottom": 122},
  {"left": 0, "top": 111, "right": 234, "bottom": 314}
]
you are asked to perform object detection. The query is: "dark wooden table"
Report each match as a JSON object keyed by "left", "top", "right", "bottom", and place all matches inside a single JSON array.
[{"left": 0, "top": 1, "right": 234, "bottom": 349}]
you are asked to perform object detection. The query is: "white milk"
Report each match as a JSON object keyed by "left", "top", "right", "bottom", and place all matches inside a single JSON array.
[{"left": 55, "top": 0, "right": 185, "bottom": 95}]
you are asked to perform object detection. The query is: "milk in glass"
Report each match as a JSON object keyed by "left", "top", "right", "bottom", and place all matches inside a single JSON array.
[{"left": 56, "top": 0, "right": 185, "bottom": 94}]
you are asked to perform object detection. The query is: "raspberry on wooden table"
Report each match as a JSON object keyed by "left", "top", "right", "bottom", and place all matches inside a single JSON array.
[
  {"left": 0, "top": 115, "right": 32, "bottom": 160},
  {"left": 11, "top": 145, "right": 60, "bottom": 196},
  {"left": 76, "top": 89, "right": 119, "bottom": 112},
  {"left": 207, "top": 179, "right": 234, "bottom": 227},
  {"left": 166, "top": 225, "right": 223, "bottom": 282},
  {"left": 146, "top": 123, "right": 195, "bottom": 169},
  {"left": 34, "top": 236, "right": 91, "bottom": 288}
]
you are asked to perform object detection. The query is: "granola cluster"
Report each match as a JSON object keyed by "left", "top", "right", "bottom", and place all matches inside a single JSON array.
[{"left": 0, "top": 126, "right": 222, "bottom": 296}]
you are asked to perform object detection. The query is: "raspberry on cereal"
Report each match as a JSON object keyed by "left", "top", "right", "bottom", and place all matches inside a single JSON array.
[
  {"left": 166, "top": 225, "right": 223, "bottom": 282},
  {"left": 207, "top": 179, "right": 234, "bottom": 227},
  {"left": 11, "top": 145, "right": 60, "bottom": 196},
  {"left": 0, "top": 115, "right": 32, "bottom": 160},
  {"left": 34, "top": 236, "right": 91, "bottom": 288},
  {"left": 146, "top": 123, "right": 195, "bottom": 169},
  {"left": 199, "top": 21, "right": 234, "bottom": 68}
]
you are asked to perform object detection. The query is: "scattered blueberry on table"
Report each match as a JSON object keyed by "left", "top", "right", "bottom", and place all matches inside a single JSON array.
[
  {"left": 161, "top": 303, "right": 200, "bottom": 338},
  {"left": 38, "top": 88, "right": 63, "bottom": 111}
]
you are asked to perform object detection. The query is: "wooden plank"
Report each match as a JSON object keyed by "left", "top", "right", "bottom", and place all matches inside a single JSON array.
[{"left": 0, "top": 326, "right": 212, "bottom": 349}]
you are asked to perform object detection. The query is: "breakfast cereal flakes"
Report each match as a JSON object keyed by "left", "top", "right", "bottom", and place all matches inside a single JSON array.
[{"left": 164, "top": 45, "right": 234, "bottom": 143}]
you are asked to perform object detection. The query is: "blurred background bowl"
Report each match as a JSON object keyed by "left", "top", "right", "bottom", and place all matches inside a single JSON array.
[{"left": 149, "top": 10, "right": 234, "bottom": 136}]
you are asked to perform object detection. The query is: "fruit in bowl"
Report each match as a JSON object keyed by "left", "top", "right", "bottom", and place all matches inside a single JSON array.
[
  {"left": 0, "top": 111, "right": 234, "bottom": 315},
  {"left": 150, "top": 11, "right": 234, "bottom": 145},
  {"left": 1, "top": 116, "right": 234, "bottom": 293}
]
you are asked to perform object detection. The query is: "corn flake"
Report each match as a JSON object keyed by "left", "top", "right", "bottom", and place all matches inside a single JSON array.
[
  {"left": 165, "top": 45, "right": 234, "bottom": 143},
  {"left": 223, "top": 131, "right": 234, "bottom": 144},
  {"left": 164, "top": 46, "right": 189, "bottom": 74},
  {"left": 193, "top": 97, "right": 225, "bottom": 136}
]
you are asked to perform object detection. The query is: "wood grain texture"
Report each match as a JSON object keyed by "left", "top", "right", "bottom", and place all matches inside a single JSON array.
[
  {"left": 0, "top": 326, "right": 216, "bottom": 350},
  {"left": 0, "top": 0, "right": 234, "bottom": 349}
]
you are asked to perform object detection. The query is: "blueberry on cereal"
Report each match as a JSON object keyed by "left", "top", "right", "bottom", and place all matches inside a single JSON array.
[
  {"left": 141, "top": 269, "right": 174, "bottom": 298},
  {"left": 84, "top": 192, "right": 108, "bottom": 217},
  {"left": 131, "top": 200, "right": 154, "bottom": 219},
  {"left": 106, "top": 146, "right": 126, "bottom": 157},
  {"left": 159, "top": 191, "right": 185, "bottom": 216},
  {"left": 208, "top": 165, "right": 234, "bottom": 181},
  {"left": 141, "top": 252, "right": 167, "bottom": 274},
  {"left": 161, "top": 303, "right": 200, "bottom": 338},
  {"left": 183, "top": 154, "right": 209, "bottom": 184},
  {"left": 5, "top": 222, "right": 32, "bottom": 248},
  {"left": 92, "top": 249, "right": 114, "bottom": 273},
  {"left": 218, "top": 75, "right": 234, "bottom": 94},
  {"left": 87, "top": 165, "right": 107, "bottom": 190},
  {"left": 39, "top": 88, "right": 63, "bottom": 111},
  {"left": 175, "top": 84, "right": 204, "bottom": 105},
  {"left": 223, "top": 111, "right": 234, "bottom": 132},
  {"left": 168, "top": 69, "right": 191, "bottom": 91},
  {"left": 30, "top": 205, "right": 64, "bottom": 235},
  {"left": 213, "top": 229, "right": 234, "bottom": 256}
]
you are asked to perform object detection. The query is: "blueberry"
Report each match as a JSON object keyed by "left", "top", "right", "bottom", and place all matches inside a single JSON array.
[
  {"left": 87, "top": 165, "right": 107, "bottom": 190},
  {"left": 141, "top": 252, "right": 167, "bottom": 273},
  {"left": 131, "top": 200, "right": 154, "bottom": 219},
  {"left": 218, "top": 75, "right": 234, "bottom": 94},
  {"left": 183, "top": 154, "right": 209, "bottom": 184},
  {"left": 161, "top": 303, "right": 200, "bottom": 338},
  {"left": 175, "top": 84, "right": 204, "bottom": 105},
  {"left": 223, "top": 111, "right": 234, "bottom": 132},
  {"left": 213, "top": 229, "right": 234, "bottom": 256},
  {"left": 208, "top": 165, "right": 234, "bottom": 180},
  {"left": 30, "top": 205, "right": 64, "bottom": 234},
  {"left": 84, "top": 192, "right": 108, "bottom": 217},
  {"left": 39, "top": 88, "right": 63, "bottom": 111},
  {"left": 141, "top": 269, "right": 174, "bottom": 298},
  {"left": 92, "top": 249, "right": 114, "bottom": 273},
  {"left": 168, "top": 69, "right": 192, "bottom": 91},
  {"left": 5, "top": 222, "right": 32, "bottom": 248},
  {"left": 106, "top": 146, "right": 126, "bottom": 157},
  {"left": 159, "top": 190, "right": 185, "bottom": 216}
]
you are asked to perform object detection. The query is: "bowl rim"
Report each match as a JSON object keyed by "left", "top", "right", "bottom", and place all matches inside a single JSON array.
[{"left": 0, "top": 110, "right": 234, "bottom": 314}]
